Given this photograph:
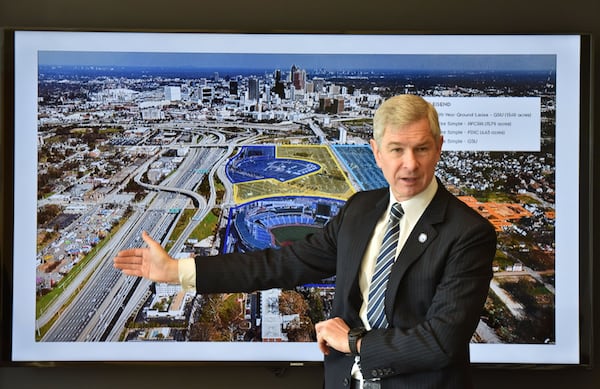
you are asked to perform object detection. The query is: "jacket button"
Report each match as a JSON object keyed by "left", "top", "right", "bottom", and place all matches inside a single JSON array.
[{"left": 343, "top": 378, "right": 350, "bottom": 387}]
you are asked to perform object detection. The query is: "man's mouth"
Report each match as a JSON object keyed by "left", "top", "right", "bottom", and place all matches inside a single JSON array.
[{"left": 400, "top": 176, "right": 418, "bottom": 184}]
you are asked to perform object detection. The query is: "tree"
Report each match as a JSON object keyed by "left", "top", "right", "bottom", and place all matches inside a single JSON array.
[{"left": 279, "top": 290, "right": 308, "bottom": 316}]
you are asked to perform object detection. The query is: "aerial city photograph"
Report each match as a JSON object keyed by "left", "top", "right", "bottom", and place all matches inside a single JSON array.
[{"left": 32, "top": 48, "right": 557, "bottom": 353}]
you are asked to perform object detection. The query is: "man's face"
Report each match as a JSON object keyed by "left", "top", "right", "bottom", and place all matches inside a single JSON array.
[{"left": 370, "top": 117, "right": 443, "bottom": 202}]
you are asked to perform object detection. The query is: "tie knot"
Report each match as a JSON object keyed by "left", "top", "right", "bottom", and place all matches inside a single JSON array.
[{"left": 390, "top": 202, "right": 404, "bottom": 221}]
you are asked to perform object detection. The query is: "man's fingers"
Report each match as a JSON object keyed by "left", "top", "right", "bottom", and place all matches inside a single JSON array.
[
  {"left": 115, "top": 248, "right": 137, "bottom": 257},
  {"left": 316, "top": 331, "right": 330, "bottom": 355},
  {"left": 317, "top": 340, "right": 330, "bottom": 355},
  {"left": 114, "top": 248, "right": 145, "bottom": 273},
  {"left": 315, "top": 321, "right": 331, "bottom": 355},
  {"left": 121, "top": 268, "right": 142, "bottom": 277},
  {"left": 314, "top": 317, "right": 351, "bottom": 355},
  {"left": 114, "top": 254, "right": 140, "bottom": 265}
]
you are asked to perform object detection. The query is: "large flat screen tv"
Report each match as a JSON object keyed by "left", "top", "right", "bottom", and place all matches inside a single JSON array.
[{"left": 6, "top": 30, "right": 592, "bottom": 366}]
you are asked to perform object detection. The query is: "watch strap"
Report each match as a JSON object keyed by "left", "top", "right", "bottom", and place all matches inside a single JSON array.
[{"left": 348, "top": 327, "right": 367, "bottom": 356}]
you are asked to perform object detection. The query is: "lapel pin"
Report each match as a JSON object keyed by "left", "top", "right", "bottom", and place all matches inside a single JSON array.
[{"left": 418, "top": 233, "right": 428, "bottom": 243}]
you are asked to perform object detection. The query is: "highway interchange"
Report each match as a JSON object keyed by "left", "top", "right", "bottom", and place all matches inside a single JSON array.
[{"left": 39, "top": 125, "right": 273, "bottom": 342}]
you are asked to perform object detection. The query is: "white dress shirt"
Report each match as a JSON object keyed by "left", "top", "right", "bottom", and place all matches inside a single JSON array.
[{"left": 351, "top": 178, "right": 438, "bottom": 384}]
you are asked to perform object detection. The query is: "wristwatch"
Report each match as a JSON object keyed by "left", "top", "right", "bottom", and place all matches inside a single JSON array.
[{"left": 348, "top": 327, "right": 368, "bottom": 356}]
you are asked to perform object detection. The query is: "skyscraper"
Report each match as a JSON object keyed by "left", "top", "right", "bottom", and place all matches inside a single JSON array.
[
  {"left": 248, "top": 77, "right": 260, "bottom": 101},
  {"left": 292, "top": 68, "right": 306, "bottom": 91},
  {"left": 164, "top": 86, "right": 181, "bottom": 101},
  {"left": 273, "top": 69, "right": 285, "bottom": 99}
]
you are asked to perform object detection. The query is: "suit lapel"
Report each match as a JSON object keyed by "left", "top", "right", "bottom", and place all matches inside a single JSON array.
[
  {"left": 345, "top": 190, "right": 389, "bottom": 317},
  {"left": 384, "top": 184, "right": 449, "bottom": 318}
]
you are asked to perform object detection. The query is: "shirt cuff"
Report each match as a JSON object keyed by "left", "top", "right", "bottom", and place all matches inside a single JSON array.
[{"left": 177, "top": 257, "right": 197, "bottom": 292}]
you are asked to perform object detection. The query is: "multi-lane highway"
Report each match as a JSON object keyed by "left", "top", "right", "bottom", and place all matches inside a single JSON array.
[{"left": 39, "top": 127, "right": 261, "bottom": 342}]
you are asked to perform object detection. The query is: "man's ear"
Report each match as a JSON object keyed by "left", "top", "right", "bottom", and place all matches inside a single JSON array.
[{"left": 369, "top": 138, "right": 382, "bottom": 168}]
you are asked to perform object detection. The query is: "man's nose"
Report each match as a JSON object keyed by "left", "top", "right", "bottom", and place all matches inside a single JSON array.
[{"left": 402, "top": 150, "right": 418, "bottom": 170}]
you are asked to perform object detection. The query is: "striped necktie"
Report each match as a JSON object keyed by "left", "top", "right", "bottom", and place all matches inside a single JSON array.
[{"left": 367, "top": 202, "right": 404, "bottom": 329}]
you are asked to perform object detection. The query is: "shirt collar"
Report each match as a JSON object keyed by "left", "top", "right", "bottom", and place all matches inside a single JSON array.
[{"left": 387, "top": 177, "right": 438, "bottom": 221}]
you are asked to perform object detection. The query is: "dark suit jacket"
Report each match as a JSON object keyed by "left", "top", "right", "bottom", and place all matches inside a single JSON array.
[{"left": 195, "top": 178, "right": 497, "bottom": 388}]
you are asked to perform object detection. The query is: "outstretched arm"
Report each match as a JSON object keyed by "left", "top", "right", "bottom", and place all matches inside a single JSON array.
[{"left": 113, "top": 231, "right": 180, "bottom": 284}]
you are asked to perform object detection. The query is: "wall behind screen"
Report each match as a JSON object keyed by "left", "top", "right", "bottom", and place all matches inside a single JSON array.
[{"left": 0, "top": 0, "right": 598, "bottom": 388}]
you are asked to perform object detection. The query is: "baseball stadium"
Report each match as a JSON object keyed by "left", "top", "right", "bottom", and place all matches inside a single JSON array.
[{"left": 223, "top": 144, "right": 368, "bottom": 253}]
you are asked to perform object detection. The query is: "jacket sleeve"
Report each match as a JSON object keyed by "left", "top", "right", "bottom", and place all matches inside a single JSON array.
[{"left": 193, "top": 196, "right": 355, "bottom": 293}]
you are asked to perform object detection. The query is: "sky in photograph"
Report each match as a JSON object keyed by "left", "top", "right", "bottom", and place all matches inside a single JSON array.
[{"left": 38, "top": 52, "right": 556, "bottom": 73}]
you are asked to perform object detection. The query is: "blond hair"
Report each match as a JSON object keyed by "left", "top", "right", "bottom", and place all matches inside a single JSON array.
[{"left": 372, "top": 95, "right": 441, "bottom": 146}]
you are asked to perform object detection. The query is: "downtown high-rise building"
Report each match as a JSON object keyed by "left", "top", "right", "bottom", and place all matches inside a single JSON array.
[
  {"left": 292, "top": 68, "right": 306, "bottom": 91},
  {"left": 164, "top": 86, "right": 181, "bottom": 101},
  {"left": 248, "top": 77, "right": 260, "bottom": 101}
]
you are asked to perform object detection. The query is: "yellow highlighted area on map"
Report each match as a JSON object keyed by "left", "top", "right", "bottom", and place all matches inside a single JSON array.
[{"left": 233, "top": 145, "right": 355, "bottom": 203}]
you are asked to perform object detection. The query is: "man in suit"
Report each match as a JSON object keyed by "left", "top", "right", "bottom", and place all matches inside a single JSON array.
[{"left": 114, "top": 94, "right": 497, "bottom": 388}]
